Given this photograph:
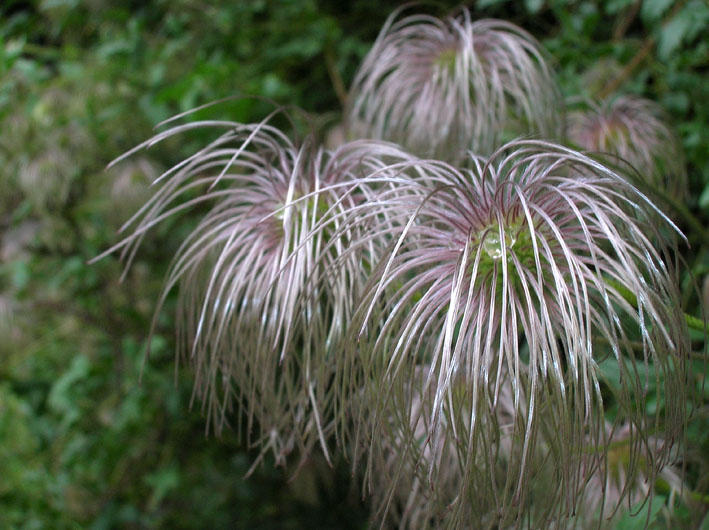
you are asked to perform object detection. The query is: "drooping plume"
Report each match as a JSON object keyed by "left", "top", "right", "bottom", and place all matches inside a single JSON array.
[
  {"left": 346, "top": 8, "right": 563, "bottom": 161},
  {"left": 96, "top": 108, "right": 420, "bottom": 464},
  {"left": 346, "top": 140, "right": 689, "bottom": 527},
  {"left": 567, "top": 95, "right": 687, "bottom": 200},
  {"left": 565, "top": 421, "right": 684, "bottom": 529}
]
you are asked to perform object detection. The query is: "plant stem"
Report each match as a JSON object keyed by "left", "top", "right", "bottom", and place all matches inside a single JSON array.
[
  {"left": 605, "top": 277, "right": 707, "bottom": 334},
  {"left": 324, "top": 46, "right": 347, "bottom": 109},
  {"left": 599, "top": 38, "right": 654, "bottom": 99},
  {"left": 599, "top": 0, "right": 689, "bottom": 99},
  {"left": 636, "top": 179, "right": 709, "bottom": 248},
  {"left": 613, "top": 1, "right": 641, "bottom": 42}
]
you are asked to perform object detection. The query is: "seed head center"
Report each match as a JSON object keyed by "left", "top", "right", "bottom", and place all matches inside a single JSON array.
[
  {"left": 480, "top": 226, "right": 517, "bottom": 261},
  {"left": 434, "top": 47, "right": 458, "bottom": 74}
]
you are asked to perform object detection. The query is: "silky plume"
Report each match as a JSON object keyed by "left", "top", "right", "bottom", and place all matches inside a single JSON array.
[{"left": 344, "top": 140, "right": 690, "bottom": 528}]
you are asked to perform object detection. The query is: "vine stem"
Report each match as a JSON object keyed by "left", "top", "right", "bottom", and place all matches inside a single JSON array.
[
  {"left": 598, "top": 38, "right": 654, "bottom": 99},
  {"left": 605, "top": 277, "right": 707, "bottom": 334},
  {"left": 612, "top": 1, "right": 641, "bottom": 42},
  {"left": 599, "top": 0, "right": 690, "bottom": 99},
  {"left": 324, "top": 46, "right": 347, "bottom": 109}
]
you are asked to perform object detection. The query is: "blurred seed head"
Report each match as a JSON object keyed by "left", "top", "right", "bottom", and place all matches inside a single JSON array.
[
  {"left": 1, "top": 86, "right": 93, "bottom": 215},
  {"left": 1, "top": 220, "right": 41, "bottom": 262},
  {"left": 347, "top": 140, "right": 689, "bottom": 527},
  {"left": 18, "top": 149, "right": 74, "bottom": 214},
  {"left": 567, "top": 95, "right": 687, "bottom": 200},
  {"left": 347, "top": 9, "right": 563, "bottom": 161}
]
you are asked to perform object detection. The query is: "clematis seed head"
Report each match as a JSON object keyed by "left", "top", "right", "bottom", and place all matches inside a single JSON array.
[
  {"left": 96, "top": 106, "right": 421, "bottom": 465},
  {"left": 567, "top": 95, "right": 687, "bottom": 200},
  {"left": 346, "top": 140, "right": 690, "bottom": 527},
  {"left": 346, "top": 8, "right": 563, "bottom": 161}
]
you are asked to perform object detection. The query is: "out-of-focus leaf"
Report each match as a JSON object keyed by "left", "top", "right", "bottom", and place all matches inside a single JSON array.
[
  {"left": 699, "top": 185, "right": 709, "bottom": 211},
  {"left": 525, "top": 0, "right": 544, "bottom": 14},
  {"left": 615, "top": 495, "right": 666, "bottom": 529},
  {"left": 8, "top": 260, "right": 31, "bottom": 292},
  {"left": 661, "top": 92, "right": 689, "bottom": 114},
  {"left": 42, "top": 0, "right": 80, "bottom": 9},
  {"left": 48, "top": 355, "right": 90, "bottom": 428},
  {"left": 641, "top": 0, "right": 673, "bottom": 22},
  {"left": 605, "top": 0, "right": 634, "bottom": 15},
  {"left": 658, "top": 1, "right": 709, "bottom": 60},
  {"left": 145, "top": 464, "right": 180, "bottom": 510},
  {"left": 478, "top": 0, "right": 511, "bottom": 8}
]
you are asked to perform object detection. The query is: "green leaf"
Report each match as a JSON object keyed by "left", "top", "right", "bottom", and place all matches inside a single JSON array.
[
  {"left": 525, "top": 0, "right": 544, "bottom": 14},
  {"left": 658, "top": 12, "right": 689, "bottom": 59},
  {"left": 660, "top": 92, "right": 689, "bottom": 114},
  {"left": 47, "top": 355, "right": 90, "bottom": 428},
  {"left": 477, "top": 0, "right": 510, "bottom": 8},
  {"left": 41, "top": 0, "right": 80, "bottom": 8},
  {"left": 699, "top": 185, "right": 709, "bottom": 211},
  {"left": 700, "top": 513, "right": 709, "bottom": 530},
  {"left": 615, "top": 495, "right": 665, "bottom": 529},
  {"left": 145, "top": 464, "right": 180, "bottom": 510},
  {"left": 9, "top": 259, "right": 30, "bottom": 292},
  {"left": 658, "top": 1, "right": 709, "bottom": 60},
  {"left": 641, "top": 0, "right": 673, "bottom": 22},
  {"left": 605, "top": 0, "right": 634, "bottom": 15}
]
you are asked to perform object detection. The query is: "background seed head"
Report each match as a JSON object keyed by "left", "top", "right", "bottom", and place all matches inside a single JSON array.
[
  {"left": 567, "top": 95, "right": 687, "bottom": 200},
  {"left": 346, "top": 9, "right": 563, "bottom": 162}
]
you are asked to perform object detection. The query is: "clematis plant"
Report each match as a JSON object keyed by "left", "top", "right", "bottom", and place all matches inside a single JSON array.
[
  {"left": 346, "top": 8, "right": 563, "bottom": 161},
  {"left": 570, "top": 421, "right": 684, "bottom": 529},
  {"left": 99, "top": 6, "right": 699, "bottom": 530},
  {"left": 341, "top": 141, "right": 689, "bottom": 527}
]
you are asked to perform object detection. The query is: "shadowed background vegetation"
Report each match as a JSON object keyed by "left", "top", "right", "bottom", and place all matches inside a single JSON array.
[{"left": 1, "top": 0, "right": 707, "bottom": 528}]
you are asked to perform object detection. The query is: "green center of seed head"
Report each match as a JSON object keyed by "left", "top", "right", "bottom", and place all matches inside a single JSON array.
[
  {"left": 471, "top": 220, "right": 542, "bottom": 293},
  {"left": 434, "top": 47, "right": 458, "bottom": 74},
  {"left": 275, "top": 192, "right": 330, "bottom": 221},
  {"left": 468, "top": 223, "right": 519, "bottom": 292},
  {"left": 596, "top": 118, "right": 630, "bottom": 151},
  {"left": 481, "top": 225, "right": 517, "bottom": 261}
]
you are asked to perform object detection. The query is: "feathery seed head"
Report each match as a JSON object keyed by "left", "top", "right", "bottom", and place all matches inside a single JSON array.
[
  {"left": 347, "top": 9, "right": 563, "bottom": 161},
  {"left": 99, "top": 108, "right": 420, "bottom": 464},
  {"left": 567, "top": 95, "right": 687, "bottom": 200},
  {"left": 365, "top": 372, "right": 525, "bottom": 529},
  {"left": 348, "top": 140, "right": 689, "bottom": 527}
]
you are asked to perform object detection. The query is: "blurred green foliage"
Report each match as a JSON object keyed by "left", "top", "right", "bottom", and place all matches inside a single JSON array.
[{"left": 0, "top": 0, "right": 707, "bottom": 528}]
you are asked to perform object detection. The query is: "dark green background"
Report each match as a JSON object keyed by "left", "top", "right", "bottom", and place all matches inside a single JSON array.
[{"left": 1, "top": 0, "right": 707, "bottom": 528}]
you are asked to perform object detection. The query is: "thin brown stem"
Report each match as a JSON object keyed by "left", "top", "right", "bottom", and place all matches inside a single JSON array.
[
  {"left": 599, "top": 37, "right": 655, "bottom": 99},
  {"left": 324, "top": 46, "right": 348, "bottom": 109},
  {"left": 613, "top": 1, "right": 641, "bottom": 42},
  {"left": 599, "top": 0, "right": 689, "bottom": 99},
  {"left": 630, "top": 175, "right": 709, "bottom": 247}
]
